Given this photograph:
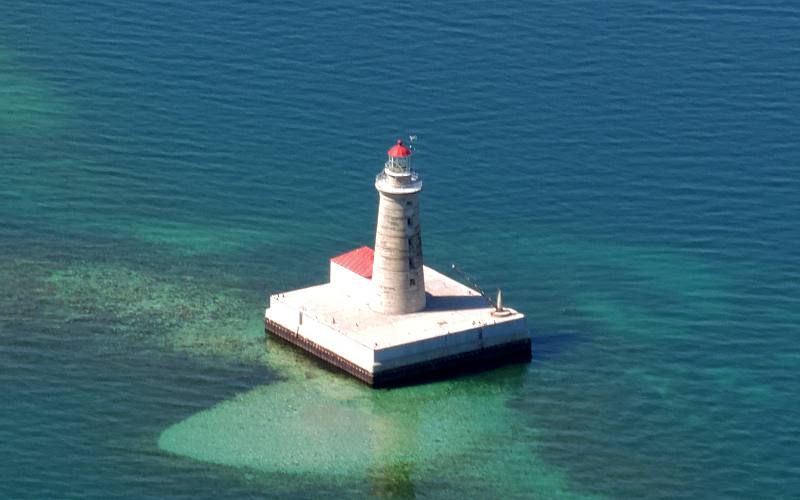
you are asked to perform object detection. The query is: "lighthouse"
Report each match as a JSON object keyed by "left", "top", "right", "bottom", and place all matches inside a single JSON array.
[
  {"left": 264, "top": 138, "right": 531, "bottom": 387},
  {"left": 371, "top": 139, "right": 426, "bottom": 314}
]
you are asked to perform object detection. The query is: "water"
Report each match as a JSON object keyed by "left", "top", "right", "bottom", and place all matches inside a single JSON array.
[{"left": 2, "top": 0, "right": 799, "bottom": 498}]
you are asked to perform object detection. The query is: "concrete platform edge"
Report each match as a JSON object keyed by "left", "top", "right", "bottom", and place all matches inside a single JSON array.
[
  {"left": 265, "top": 318, "right": 532, "bottom": 388},
  {"left": 265, "top": 318, "right": 374, "bottom": 385}
]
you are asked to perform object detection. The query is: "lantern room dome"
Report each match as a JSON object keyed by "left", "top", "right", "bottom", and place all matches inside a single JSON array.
[{"left": 387, "top": 139, "right": 412, "bottom": 158}]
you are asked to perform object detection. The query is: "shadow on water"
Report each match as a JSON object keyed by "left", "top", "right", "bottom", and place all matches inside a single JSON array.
[{"left": 531, "top": 331, "right": 586, "bottom": 361}]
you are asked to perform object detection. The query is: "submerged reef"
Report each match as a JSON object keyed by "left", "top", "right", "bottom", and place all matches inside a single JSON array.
[
  {"left": 19, "top": 259, "right": 584, "bottom": 496},
  {"left": 157, "top": 353, "right": 589, "bottom": 497},
  {"left": 44, "top": 262, "right": 265, "bottom": 361},
  {"left": 0, "top": 235, "right": 740, "bottom": 498}
]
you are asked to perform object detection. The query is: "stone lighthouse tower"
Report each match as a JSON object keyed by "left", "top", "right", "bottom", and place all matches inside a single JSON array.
[{"left": 371, "top": 139, "right": 426, "bottom": 314}]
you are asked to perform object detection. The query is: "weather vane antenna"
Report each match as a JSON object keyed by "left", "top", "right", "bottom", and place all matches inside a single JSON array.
[{"left": 408, "top": 134, "right": 418, "bottom": 152}]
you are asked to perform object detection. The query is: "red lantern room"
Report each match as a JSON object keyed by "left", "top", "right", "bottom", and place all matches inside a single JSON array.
[{"left": 385, "top": 139, "right": 412, "bottom": 174}]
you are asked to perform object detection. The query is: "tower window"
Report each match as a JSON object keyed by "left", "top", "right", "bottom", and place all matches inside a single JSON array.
[
  {"left": 407, "top": 217, "right": 412, "bottom": 226},
  {"left": 410, "top": 278, "right": 416, "bottom": 287},
  {"left": 409, "top": 258, "right": 414, "bottom": 268},
  {"left": 406, "top": 200, "right": 412, "bottom": 207}
]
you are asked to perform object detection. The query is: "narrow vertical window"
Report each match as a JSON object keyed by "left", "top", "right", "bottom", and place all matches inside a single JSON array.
[{"left": 410, "top": 278, "right": 416, "bottom": 287}]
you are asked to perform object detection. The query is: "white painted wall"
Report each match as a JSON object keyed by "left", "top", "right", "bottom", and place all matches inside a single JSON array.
[{"left": 329, "top": 262, "right": 372, "bottom": 301}]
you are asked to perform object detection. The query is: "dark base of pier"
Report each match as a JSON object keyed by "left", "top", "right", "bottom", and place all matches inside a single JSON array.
[{"left": 265, "top": 318, "right": 532, "bottom": 389}]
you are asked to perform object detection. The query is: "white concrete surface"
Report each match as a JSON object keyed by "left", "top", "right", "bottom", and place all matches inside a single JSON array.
[
  {"left": 329, "top": 261, "right": 371, "bottom": 301},
  {"left": 265, "top": 265, "right": 529, "bottom": 375}
]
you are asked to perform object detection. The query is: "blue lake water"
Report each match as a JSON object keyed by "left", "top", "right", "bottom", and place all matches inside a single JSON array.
[{"left": 1, "top": 1, "right": 799, "bottom": 498}]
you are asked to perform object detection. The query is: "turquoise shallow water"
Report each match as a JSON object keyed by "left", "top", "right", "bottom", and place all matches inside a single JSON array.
[{"left": 2, "top": 1, "right": 799, "bottom": 498}]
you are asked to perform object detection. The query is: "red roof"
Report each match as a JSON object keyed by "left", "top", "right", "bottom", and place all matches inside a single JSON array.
[
  {"left": 387, "top": 139, "right": 412, "bottom": 158},
  {"left": 330, "top": 246, "right": 374, "bottom": 279}
]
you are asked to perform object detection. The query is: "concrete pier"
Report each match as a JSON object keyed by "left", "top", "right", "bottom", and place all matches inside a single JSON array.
[{"left": 265, "top": 252, "right": 531, "bottom": 387}]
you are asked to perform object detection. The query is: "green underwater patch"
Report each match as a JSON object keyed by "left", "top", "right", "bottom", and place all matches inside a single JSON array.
[
  {"left": 158, "top": 360, "right": 594, "bottom": 498},
  {"left": 43, "top": 262, "right": 267, "bottom": 362},
  {"left": 158, "top": 367, "right": 489, "bottom": 474}
]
